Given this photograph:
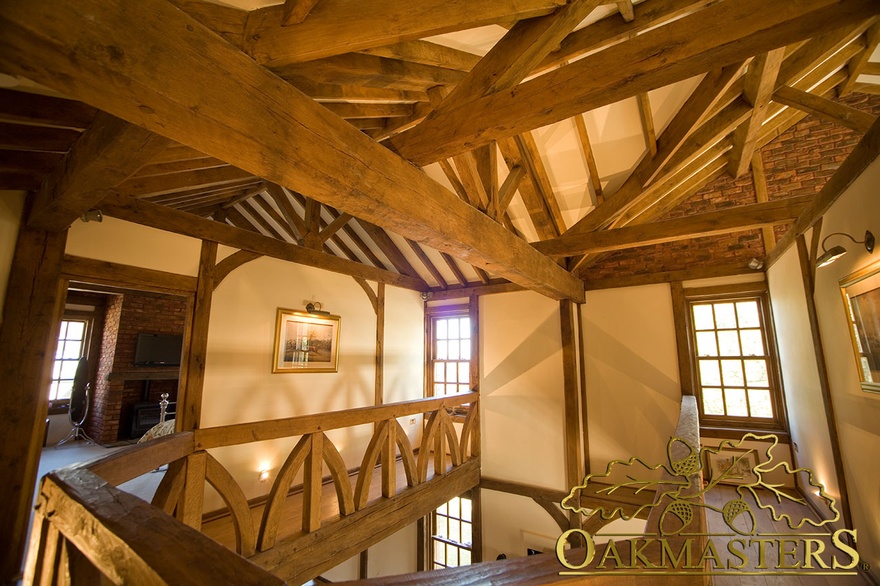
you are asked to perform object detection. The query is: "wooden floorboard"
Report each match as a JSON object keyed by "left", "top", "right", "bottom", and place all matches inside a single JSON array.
[{"left": 706, "top": 486, "right": 869, "bottom": 586}]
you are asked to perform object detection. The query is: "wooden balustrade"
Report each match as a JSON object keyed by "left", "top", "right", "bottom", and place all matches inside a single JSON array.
[{"left": 26, "top": 392, "right": 480, "bottom": 584}]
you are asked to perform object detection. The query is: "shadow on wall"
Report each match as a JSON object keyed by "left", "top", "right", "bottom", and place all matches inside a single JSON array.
[
  {"left": 581, "top": 317, "right": 680, "bottom": 397},
  {"left": 481, "top": 312, "right": 560, "bottom": 394}
]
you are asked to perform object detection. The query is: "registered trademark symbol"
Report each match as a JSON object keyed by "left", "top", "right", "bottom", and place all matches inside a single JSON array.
[{"left": 859, "top": 561, "right": 870, "bottom": 571}]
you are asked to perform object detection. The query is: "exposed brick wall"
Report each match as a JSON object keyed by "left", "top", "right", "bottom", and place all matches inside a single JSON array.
[
  {"left": 87, "top": 294, "right": 122, "bottom": 444},
  {"left": 582, "top": 93, "right": 880, "bottom": 282},
  {"left": 85, "top": 292, "right": 187, "bottom": 444}
]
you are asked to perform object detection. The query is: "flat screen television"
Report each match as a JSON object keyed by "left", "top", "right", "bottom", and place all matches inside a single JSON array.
[{"left": 134, "top": 333, "right": 183, "bottom": 367}]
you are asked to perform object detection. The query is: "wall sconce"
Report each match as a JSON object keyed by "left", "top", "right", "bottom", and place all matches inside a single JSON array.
[
  {"left": 815, "top": 230, "right": 875, "bottom": 268},
  {"left": 748, "top": 258, "right": 764, "bottom": 270},
  {"left": 79, "top": 209, "right": 103, "bottom": 223},
  {"left": 305, "top": 301, "right": 330, "bottom": 315},
  {"left": 259, "top": 469, "right": 270, "bottom": 483}
]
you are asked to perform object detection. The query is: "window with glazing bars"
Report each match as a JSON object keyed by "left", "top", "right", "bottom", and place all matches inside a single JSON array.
[
  {"left": 685, "top": 290, "right": 785, "bottom": 432},
  {"left": 431, "top": 495, "right": 473, "bottom": 569},
  {"left": 50, "top": 319, "right": 90, "bottom": 403},
  {"left": 428, "top": 307, "right": 473, "bottom": 398}
]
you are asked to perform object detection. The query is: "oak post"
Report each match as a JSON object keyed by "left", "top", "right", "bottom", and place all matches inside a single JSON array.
[
  {"left": 303, "top": 432, "right": 324, "bottom": 533},
  {"left": 559, "top": 299, "right": 583, "bottom": 526},
  {"left": 178, "top": 240, "right": 217, "bottom": 432},
  {"left": 0, "top": 220, "right": 67, "bottom": 583},
  {"left": 376, "top": 283, "right": 385, "bottom": 407}
]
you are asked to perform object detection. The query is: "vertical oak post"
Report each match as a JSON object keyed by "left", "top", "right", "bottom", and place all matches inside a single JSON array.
[
  {"left": 0, "top": 223, "right": 67, "bottom": 582},
  {"left": 375, "top": 282, "right": 385, "bottom": 407},
  {"left": 559, "top": 300, "right": 583, "bottom": 518},
  {"left": 302, "top": 432, "right": 324, "bottom": 533},
  {"left": 178, "top": 240, "right": 217, "bottom": 432}
]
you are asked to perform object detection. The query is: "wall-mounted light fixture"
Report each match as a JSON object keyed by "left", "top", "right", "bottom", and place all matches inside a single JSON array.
[
  {"left": 815, "top": 230, "right": 875, "bottom": 268},
  {"left": 305, "top": 301, "right": 330, "bottom": 315},
  {"left": 79, "top": 209, "right": 103, "bottom": 223},
  {"left": 259, "top": 469, "right": 270, "bottom": 483},
  {"left": 748, "top": 258, "right": 764, "bottom": 270}
]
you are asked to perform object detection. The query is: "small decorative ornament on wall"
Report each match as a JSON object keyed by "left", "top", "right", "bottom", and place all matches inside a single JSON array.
[{"left": 273, "top": 308, "right": 340, "bottom": 373}]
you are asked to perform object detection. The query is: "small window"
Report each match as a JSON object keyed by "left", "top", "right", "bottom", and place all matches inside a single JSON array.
[
  {"left": 681, "top": 285, "right": 786, "bottom": 434},
  {"left": 426, "top": 302, "right": 477, "bottom": 405},
  {"left": 431, "top": 495, "right": 474, "bottom": 570},
  {"left": 50, "top": 318, "right": 92, "bottom": 403}
]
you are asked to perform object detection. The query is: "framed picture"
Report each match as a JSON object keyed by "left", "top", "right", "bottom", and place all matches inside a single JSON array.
[
  {"left": 273, "top": 308, "right": 340, "bottom": 373},
  {"left": 840, "top": 260, "right": 880, "bottom": 394},
  {"left": 705, "top": 448, "right": 758, "bottom": 485}
]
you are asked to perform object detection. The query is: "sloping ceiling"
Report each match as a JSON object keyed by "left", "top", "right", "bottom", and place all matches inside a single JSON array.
[{"left": 1, "top": 0, "right": 879, "bottom": 299}]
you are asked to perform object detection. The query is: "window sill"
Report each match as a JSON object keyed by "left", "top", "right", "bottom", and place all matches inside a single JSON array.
[
  {"left": 700, "top": 425, "right": 789, "bottom": 443},
  {"left": 48, "top": 402, "right": 69, "bottom": 416}
]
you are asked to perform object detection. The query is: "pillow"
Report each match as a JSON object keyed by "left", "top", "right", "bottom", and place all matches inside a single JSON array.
[{"left": 137, "top": 419, "right": 176, "bottom": 443}]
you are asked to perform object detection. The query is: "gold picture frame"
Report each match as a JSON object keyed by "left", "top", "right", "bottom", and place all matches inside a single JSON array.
[
  {"left": 273, "top": 308, "right": 340, "bottom": 373},
  {"left": 840, "top": 259, "right": 880, "bottom": 394}
]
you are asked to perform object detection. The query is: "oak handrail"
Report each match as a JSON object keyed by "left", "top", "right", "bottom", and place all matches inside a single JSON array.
[
  {"left": 29, "top": 467, "right": 285, "bottom": 585},
  {"left": 194, "top": 391, "right": 477, "bottom": 449}
]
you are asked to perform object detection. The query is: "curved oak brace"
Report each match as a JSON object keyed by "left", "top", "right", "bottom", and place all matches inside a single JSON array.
[
  {"left": 459, "top": 405, "right": 479, "bottom": 461},
  {"left": 439, "top": 409, "right": 462, "bottom": 468},
  {"left": 257, "top": 434, "right": 311, "bottom": 551},
  {"left": 322, "top": 437, "right": 355, "bottom": 516},
  {"left": 213, "top": 250, "right": 263, "bottom": 289},
  {"left": 534, "top": 497, "right": 569, "bottom": 533},
  {"left": 354, "top": 420, "right": 389, "bottom": 510},
  {"left": 151, "top": 459, "right": 186, "bottom": 515},
  {"left": 392, "top": 419, "right": 417, "bottom": 487},
  {"left": 205, "top": 453, "right": 257, "bottom": 557},
  {"left": 417, "top": 410, "right": 441, "bottom": 483}
]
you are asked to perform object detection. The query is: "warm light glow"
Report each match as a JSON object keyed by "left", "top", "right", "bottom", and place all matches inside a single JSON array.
[{"left": 259, "top": 469, "right": 270, "bottom": 482}]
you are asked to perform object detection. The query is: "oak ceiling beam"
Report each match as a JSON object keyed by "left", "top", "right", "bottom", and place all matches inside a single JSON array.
[
  {"left": 535, "top": 197, "right": 810, "bottom": 256},
  {"left": 390, "top": 0, "right": 880, "bottom": 166},
  {"left": 168, "top": 0, "right": 248, "bottom": 47},
  {"left": 100, "top": 192, "right": 428, "bottom": 291},
  {"left": 242, "top": 0, "right": 568, "bottom": 68},
  {"left": 285, "top": 77, "right": 428, "bottom": 103},
  {"left": 727, "top": 48, "right": 786, "bottom": 178},
  {"left": 573, "top": 114, "right": 603, "bottom": 204},
  {"left": 562, "top": 95, "right": 750, "bottom": 239},
  {"left": 535, "top": 0, "right": 714, "bottom": 74},
  {"left": 498, "top": 137, "right": 558, "bottom": 240},
  {"left": 0, "top": 0, "right": 584, "bottom": 301},
  {"left": 358, "top": 41, "right": 481, "bottom": 72},
  {"left": 117, "top": 165, "right": 255, "bottom": 198},
  {"left": 0, "top": 88, "right": 96, "bottom": 130},
  {"left": 405, "top": 238, "right": 448, "bottom": 289},
  {"left": 28, "top": 113, "right": 171, "bottom": 231},
  {"left": 275, "top": 53, "right": 466, "bottom": 93},
  {"left": 430, "top": 0, "right": 603, "bottom": 113},
  {"left": 515, "top": 133, "right": 566, "bottom": 236},
  {"left": 772, "top": 85, "right": 878, "bottom": 133},
  {"left": 281, "top": 0, "right": 320, "bottom": 26},
  {"left": 840, "top": 21, "right": 880, "bottom": 95}
]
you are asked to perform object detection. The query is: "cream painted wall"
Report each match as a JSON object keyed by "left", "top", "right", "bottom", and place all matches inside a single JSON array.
[
  {"left": 789, "top": 153, "right": 880, "bottom": 579},
  {"left": 60, "top": 218, "right": 426, "bottom": 581},
  {"left": 67, "top": 216, "right": 202, "bottom": 276},
  {"left": 0, "top": 191, "right": 25, "bottom": 318},
  {"left": 199, "top": 257, "right": 424, "bottom": 507},
  {"left": 480, "top": 291, "right": 566, "bottom": 488},
  {"left": 479, "top": 290, "right": 569, "bottom": 562},
  {"left": 767, "top": 246, "right": 838, "bottom": 497},
  {"left": 582, "top": 284, "right": 681, "bottom": 480}
]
